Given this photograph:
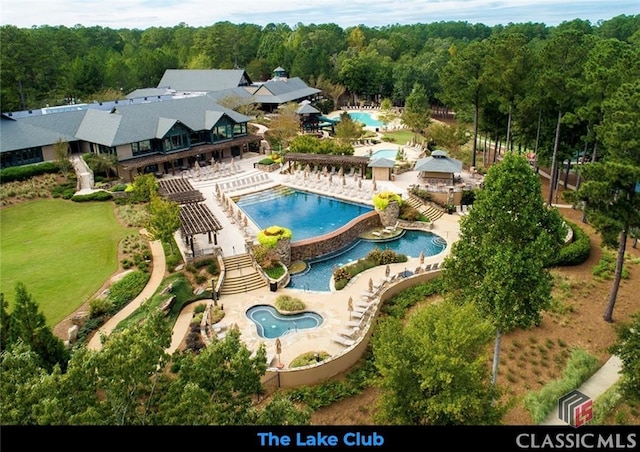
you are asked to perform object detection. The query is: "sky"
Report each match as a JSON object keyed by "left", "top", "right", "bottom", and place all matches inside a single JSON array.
[{"left": 1, "top": 0, "right": 638, "bottom": 30}]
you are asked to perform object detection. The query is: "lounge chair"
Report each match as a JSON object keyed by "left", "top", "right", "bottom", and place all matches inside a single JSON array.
[
  {"left": 371, "top": 231, "right": 382, "bottom": 237},
  {"left": 346, "top": 319, "right": 362, "bottom": 328},
  {"left": 423, "top": 263, "right": 432, "bottom": 271},
  {"left": 384, "top": 221, "right": 399, "bottom": 233},
  {"left": 338, "top": 327, "right": 359, "bottom": 338},
  {"left": 332, "top": 335, "right": 355, "bottom": 347}
]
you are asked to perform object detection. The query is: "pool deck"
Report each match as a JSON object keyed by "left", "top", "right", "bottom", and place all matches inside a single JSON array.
[{"left": 169, "top": 139, "right": 464, "bottom": 365}]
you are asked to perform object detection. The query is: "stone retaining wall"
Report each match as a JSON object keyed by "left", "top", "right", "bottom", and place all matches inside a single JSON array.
[{"left": 290, "top": 211, "right": 381, "bottom": 262}]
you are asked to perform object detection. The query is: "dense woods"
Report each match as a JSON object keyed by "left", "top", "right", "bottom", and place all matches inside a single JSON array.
[
  {"left": 1, "top": 15, "right": 640, "bottom": 428},
  {"left": 2, "top": 16, "right": 639, "bottom": 175}
]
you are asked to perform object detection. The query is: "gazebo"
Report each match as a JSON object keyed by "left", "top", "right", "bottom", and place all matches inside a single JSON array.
[
  {"left": 368, "top": 157, "right": 395, "bottom": 181},
  {"left": 413, "top": 150, "right": 463, "bottom": 186}
]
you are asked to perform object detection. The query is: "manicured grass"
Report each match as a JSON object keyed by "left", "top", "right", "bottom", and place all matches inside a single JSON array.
[
  {"left": 380, "top": 130, "right": 426, "bottom": 145},
  {"left": 0, "top": 198, "right": 137, "bottom": 326}
]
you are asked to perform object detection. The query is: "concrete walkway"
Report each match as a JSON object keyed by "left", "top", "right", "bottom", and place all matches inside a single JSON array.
[
  {"left": 540, "top": 355, "right": 624, "bottom": 425},
  {"left": 86, "top": 231, "right": 166, "bottom": 351}
]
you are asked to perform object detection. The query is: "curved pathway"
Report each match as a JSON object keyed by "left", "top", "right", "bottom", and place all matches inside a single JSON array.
[{"left": 87, "top": 230, "right": 166, "bottom": 351}]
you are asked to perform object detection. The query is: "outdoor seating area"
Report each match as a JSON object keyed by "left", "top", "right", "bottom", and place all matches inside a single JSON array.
[
  {"left": 215, "top": 172, "right": 272, "bottom": 193},
  {"left": 182, "top": 158, "right": 245, "bottom": 181}
]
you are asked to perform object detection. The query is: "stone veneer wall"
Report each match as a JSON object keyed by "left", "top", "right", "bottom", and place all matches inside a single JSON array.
[{"left": 290, "top": 211, "right": 381, "bottom": 262}]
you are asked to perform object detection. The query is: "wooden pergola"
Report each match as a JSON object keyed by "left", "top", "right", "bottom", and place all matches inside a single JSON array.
[
  {"left": 282, "top": 153, "right": 370, "bottom": 175},
  {"left": 179, "top": 202, "right": 224, "bottom": 256},
  {"left": 157, "top": 178, "right": 204, "bottom": 204},
  {"left": 157, "top": 178, "right": 223, "bottom": 255}
]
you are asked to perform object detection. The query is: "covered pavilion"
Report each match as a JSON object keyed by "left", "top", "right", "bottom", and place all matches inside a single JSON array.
[{"left": 413, "top": 150, "right": 463, "bottom": 186}]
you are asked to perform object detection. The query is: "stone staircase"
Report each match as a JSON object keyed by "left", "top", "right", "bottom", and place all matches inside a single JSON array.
[
  {"left": 405, "top": 195, "right": 445, "bottom": 223},
  {"left": 220, "top": 253, "right": 268, "bottom": 295}
]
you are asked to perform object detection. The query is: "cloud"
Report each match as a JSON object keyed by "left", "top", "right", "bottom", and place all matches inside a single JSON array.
[{"left": 1, "top": 0, "right": 638, "bottom": 29}]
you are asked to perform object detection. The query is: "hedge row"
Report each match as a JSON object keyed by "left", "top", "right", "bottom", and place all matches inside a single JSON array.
[
  {"left": 0, "top": 162, "right": 60, "bottom": 183},
  {"left": 549, "top": 221, "right": 591, "bottom": 267},
  {"left": 71, "top": 191, "right": 113, "bottom": 202}
]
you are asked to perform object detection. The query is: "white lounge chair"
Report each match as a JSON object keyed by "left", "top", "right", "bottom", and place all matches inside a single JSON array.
[
  {"left": 338, "top": 327, "right": 359, "bottom": 338},
  {"left": 332, "top": 335, "right": 355, "bottom": 347}
]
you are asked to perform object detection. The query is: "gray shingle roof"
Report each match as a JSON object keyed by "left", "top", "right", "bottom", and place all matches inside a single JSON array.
[
  {"left": 158, "top": 69, "right": 252, "bottom": 92},
  {"left": 252, "top": 77, "right": 321, "bottom": 104},
  {"left": 1, "top": 113, "right": 81, "bottom": 152},
  {"left": 75, "top": 95, "right": 252, "bottom": 146},
  {"left": 414, "top": 151, "right": 463, "bottom": 173},
  {"left": 368, "top": 157, "right": 396, "bottom": 168}
]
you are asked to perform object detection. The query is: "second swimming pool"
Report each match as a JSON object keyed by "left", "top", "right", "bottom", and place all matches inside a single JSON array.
[{"left": 288, "top": 230, "right": 447, "bottom": 292}]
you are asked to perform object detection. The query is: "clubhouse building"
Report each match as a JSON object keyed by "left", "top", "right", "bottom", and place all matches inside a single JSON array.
[{"left": 1, "top": 68, "right": 321, "bottom": 181}]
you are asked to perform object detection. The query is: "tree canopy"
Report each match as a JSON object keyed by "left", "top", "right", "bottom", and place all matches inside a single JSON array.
[{"left": 373, "top": 300, "right": 503, "bottom": 425}]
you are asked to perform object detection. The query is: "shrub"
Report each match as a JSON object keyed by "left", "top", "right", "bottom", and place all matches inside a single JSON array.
[
  {"left": 257, "top": 225, "right": 292, "bottom": 248},
  {"left": 372, "top": 191, "right": 402, "bottom": 210},
  {"left": 89, "top": 297, "right": 114, "bottom": 318},
  {"left": 592, "top": 252, "right": 630, "bottom": 281},
  {"left": 548, "top": 221, "right": 591, "bottom": 267},
  {"left": 107, "top": 270, "right": 150, "bottom": 310},
  {"left": 523, "top": 348, "right": 600, "bottom": 423},
  {"left": 409, "top": 186, "right": 432, "bottom": 202},
  {"left": 71, "top": 191, "right": 113, "bottom": 202},
  {"left": 290, "top": 351, "right": 331, "bottom": 368},
  {"left": 258, "top": 158, "right": 275, "bottom": 165},
  {"left": 0, "top": 162, "right": 60, "bottom": 183},
  {"left": 110, "top": 183, "right": 127, "bottom": 192},
  {"left": 275, "top": 294, "right": 305, "bottom": 312}
]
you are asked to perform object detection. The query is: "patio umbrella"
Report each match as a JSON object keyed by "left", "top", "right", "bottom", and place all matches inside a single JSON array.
[
  {"left": 230, "top": 157, "right": 236, "bottom": 172},
  {"left": 275, "top": 338, "right": 283, "bottom": 368},
  {"left": 358, "top": 178, "right": 362, "bottom": 190},
  {"left": 372, "top": 178, "right": 377, "bottom": 192},
  {"left": 342, "top": 175, "right": 346, "bottom": 186},
  {"left": 419, "top": 250, "right": 425, "bottom": 265},
  {"left": 348, "top": 296, "right": 354, "bottom": 320},
  {"left": 368, "top": 277, "right": 374, "bottom": 293},
  {"left": 385, "top": 265, "right": 391, "bottom": 278},
  {"left": 243, "top": 216, "right": 248, "bottom": 229},
  {"left": 338, "top": 167, "right": 344, "bottom": 177},
  {"left": 237, "top": 209, "right": 243, "bottom": 222},
  {"left": 215, "top": 183, "right": 220, "bottom": 198}
]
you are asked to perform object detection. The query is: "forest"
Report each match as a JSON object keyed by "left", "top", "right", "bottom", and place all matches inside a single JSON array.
[
  {"left": 1, "top": 15, "right": 640, "bottom": 430},
  {"left": 1, "top": 15, "right": 639, "bottom": 176}
]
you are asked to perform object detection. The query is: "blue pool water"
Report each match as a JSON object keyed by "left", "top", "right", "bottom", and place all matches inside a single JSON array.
[
  {"left": 370, "top": 149, "right": 398, "bottom": 160},
  {"left": 235, "top": 186, "right": 372, "bottom": 241},
  {"left": 246, "top": 305, "right": 323, "bottom": 339},
  {"left": 288, "top": 230, "right": 447, "bottom": 292},
  {"left": 348, "top": 112, "right": 384, "bottom": 127}
]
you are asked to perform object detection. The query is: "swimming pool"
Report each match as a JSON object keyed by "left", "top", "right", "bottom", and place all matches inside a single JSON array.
[
  {"left": 348, "top": 112, "right": 383, "bottom": 127},
  {"left": 288, "top": 230, "right": 447, "bottom": 291},
  {"left": 235, "top": 186, "right": 372, "bottom": 241},
  {"left": 370, "top": 149, "right": 398, "bottom": 161},
  {"left": 246, "top": 304, "right": 323, "bottom": 339}
]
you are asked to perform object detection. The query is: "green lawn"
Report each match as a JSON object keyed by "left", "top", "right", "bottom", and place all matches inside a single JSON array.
[{"left": 0, "top": 198, "right": 137, "bottom": 326}]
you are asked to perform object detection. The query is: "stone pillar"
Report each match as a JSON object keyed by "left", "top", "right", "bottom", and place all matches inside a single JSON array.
[
  {"left": 376, "top": 200, "right": 400, "bottom": 227},
  {"left": 275, "top": 237, "right": 291, "bottom": 266}
]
